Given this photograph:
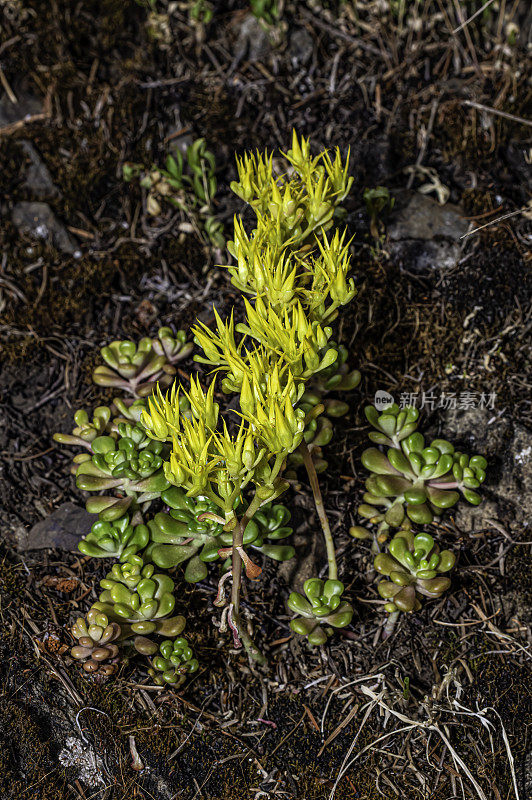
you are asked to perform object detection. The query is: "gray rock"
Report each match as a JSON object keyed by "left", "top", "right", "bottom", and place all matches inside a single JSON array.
[
  {"left": 21, "top": 140, "right": 61, "bottom": 201},
  {"left": 17, "top": 502, "right": 95, "bottom": 551},
  {"left": 438, "top": 406, "right": 532, "bottom": 535},
  {"left": 390, "top": 238, "right": 463, "bottom": 271},
  {"left": 0, "top": 91, "right": 42, "bottom": 128},
  {"left": 167, "top": 133, "right": 194, "bottom": 160},
  {"left": 58, "top": 737, "right": 107, "bottom": 789},
  {"left": 388, "top": 193, "right": 469, "bottom": 272},
  {"left": 289, "top": 28, "right": 314, "bottom": 67},
  {"left": 279, "top": 499, "right": 323, "bottom": 593},
  {"left": 12, "top": 201, "right": 80, "bottom": 255},
  {"left": 234, "top": 14, "right": 270, "bottom": 64},
  {"left": 436, "top": 405, "right": 511, "bottom": 454}
]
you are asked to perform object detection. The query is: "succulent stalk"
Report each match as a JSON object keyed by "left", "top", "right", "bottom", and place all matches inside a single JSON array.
[
  {"left": 298, "top": 440, "right": 338, "bottom": 581},
  {"left": 57, "top": 133, "right": 361, "bottom": 674}
]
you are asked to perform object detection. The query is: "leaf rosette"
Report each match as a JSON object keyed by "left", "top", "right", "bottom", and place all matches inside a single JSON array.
[
  {"left": 91, "top": 555, "right": 186, "bottom": 650},
  {"left": 71, "top": 611, "right": 122, "bottom": 676},
  {"left": 75, "top": 433, "right": 170, "bottom": 510},
  {"left": 148, "top": 636, "right": 199, "bottom": 686},
  {"left": 92, "top": 328, "right": 192, "bottom": 398},
  {"left": 145, "top": 487, "right": 294, "bottom": 582},
  {"left": 374, "top": 530, "right": 456, "bottom": 613},
  {"left": 288, "top": 578, "right": 353, "bottom": 646},
  {"left": 78, "top": 515, "right": 149, "bottom": 559},
  {"left": 359, "top": 403, "right": 487, "bottom": 528}
]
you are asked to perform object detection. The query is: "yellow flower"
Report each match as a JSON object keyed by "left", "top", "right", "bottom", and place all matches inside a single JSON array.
[
  {"left": 184, "top": 375, "right": 219, "bottom": 431},
  {"left": 141, "top": 383, "right": 181, "bottom": 441},
  {"left": 193, "top": 308, "right": 241, "bottom": 368}
]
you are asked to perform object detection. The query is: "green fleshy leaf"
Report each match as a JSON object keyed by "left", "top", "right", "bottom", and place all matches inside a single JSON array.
[
  {"left": 438, "top": 550, "right": 456, "bottom": 572},
  {"left": 184, "top": 555, "right": 208, "bottom": 583},
  {"left": 384, "top": 503, "right": 405, "bottom": 527},
  {"left": 470, "top": 455, "right": 487, "bottom": 471},
  {"left": 406, "top": 502, "right": 433, "bottom": 524},
  {"left": 307, "top": 627, "right": 328, "bottom": 646},
  {"left": 392, "top": 585, "right": 416, "bottom": 612},
  {"left": 259, "top": 544, "right": 295, "bottom": 561},
  {"left": 290, "top": 617, "right": 317, "bottom": 636},
  {"left": 403, "top": 488, "right": 427, "bottom": 505},
  {"left": 150, "top": 542, "right": 199, "bottom": 570},
  {"left": 387, "top": 448, "right": 412, "bottom": 474},
  {"left": 375, "top": 474, "right": 412, "bottom": 496},
  {"left": 431, "top": 439, "right": 454, "bottom": 455},
  {"left": 361, "top": 448, "right": 395, "bottom": 475},
  {"left": 287, "top": 592, "right": 313, "bottom": 617},
  {"left": 426, "top": 487, "right": 460, "bottom": 509}
]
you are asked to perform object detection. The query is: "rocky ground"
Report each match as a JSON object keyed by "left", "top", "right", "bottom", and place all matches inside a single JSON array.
[{"left": 0, "top": 2, "right": 531, "bottom": 799}]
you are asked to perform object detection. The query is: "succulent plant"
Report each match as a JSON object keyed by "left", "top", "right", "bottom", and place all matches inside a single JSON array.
[
  {"left": 92, "top": 328, "right": 192, "bottom": 398},
  {"left": 71, "top": 604, "right": 187, "bottom": 671},
  {"left": 288, "top": 578, "right": 353, "bottom": 646},
  {"left": 95, "top": 554, "right": 176, "bottom": 623},
  {"left": 364, "top": 403, "right": 420, "bottom": 447},
  {"left": 91, "top": 429, "right": 166, "bottom": 478},
  {"left": 75, "top": 433, "right": 170, "bottom": 507},
  {"left": 78, "top": 516, "right": 149, "bottom": 559},
  {"left": 229, "top": 132, "right": 353, "bottom": 256},
  {"left": 359, "top": 403, "right": 487, "bottom": 528},
  {"left": 152, "top": 327, "right": 193, "bottom": 364},
  {"left": 145, "top": 487, "right": 294, "bottom": 582},
  {"left": 124, "top": 141, "right": 223, "bottom": 246},
  {"left": 56, "top": 134, "right": 361, "bottom": 667},
  {"left": 71, "top": 610, "right": 122, "bottom": 675},
  {"left": 53, "top": 407, "right": 112, "bottom": 449},
  {"left": 89, "top": 555, "right": 187, "bottom": 651},
  {"left": 53, "top": 402, "right": 152, "bottom": 474},
  {"left": 55, "top": 408, "right": 174, "bottom": 520},
  {"left": 148, "top": 637, "right": 199, "bottom": 686},
  {"left": 374, "top": 531, "right": 456, "bottom": 613}
]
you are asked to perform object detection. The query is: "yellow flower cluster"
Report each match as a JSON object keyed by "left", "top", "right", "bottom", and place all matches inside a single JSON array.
[
  {"left": 141, "top": 132, "right": 356, "bottom": 512},
  {"left": 141, "top": 373, "right": 303, "bottom": 509},
  {"left": 227, "top": 131, "right": 355, "bottom": 321}
]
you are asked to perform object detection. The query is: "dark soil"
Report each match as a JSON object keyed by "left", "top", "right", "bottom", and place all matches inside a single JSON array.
[{"left": 1, "top": 2, "right": 531, "bottom": 799}]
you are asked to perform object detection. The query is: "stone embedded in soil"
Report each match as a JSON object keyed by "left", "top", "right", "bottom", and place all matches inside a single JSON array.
[
  {"left": 20, "top": 140, "right": 62, "bottom": 201},
  {"left": 0, "top": 91, "right": 42, "bottom": 128},
  {"left": 18, "top": 502, "right": 95, "bottom": 551},
  {"left": 167, "top": 132, "right": 194, "bottom": 160},
  {"left": 234, "top": 15, "right": 270, "bottom": 64},
  {"left": 11, "top": 201, "right": 80, "bottom": 255},
  {"left": 58, "top": 736, "right": 106, "bottom": 789},
  {"left": 289, "top": 28, "right": 314, "bottom": 66},
  {"left": 438, "top": 406, "right": 532, "bottom": 535},
  {"left": 387, "top": 193, "right": 470, "bottom": 271}
]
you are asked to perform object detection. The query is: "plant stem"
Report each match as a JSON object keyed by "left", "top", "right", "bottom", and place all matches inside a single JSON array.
[
  {"left": 298, "top": 441, "right": 338, "bottom": 581},
  {"left": 383, "top": 610, "right": 399, "bottom": 639},
  {"left": 230, "top": 518, "right": 244, "bottom": 624},
  {"left": 230, "top": 494, "right": 267, "bottom": 666},
  {"left": 231, "top": 609, "right": 267, "bottom": 666}
]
